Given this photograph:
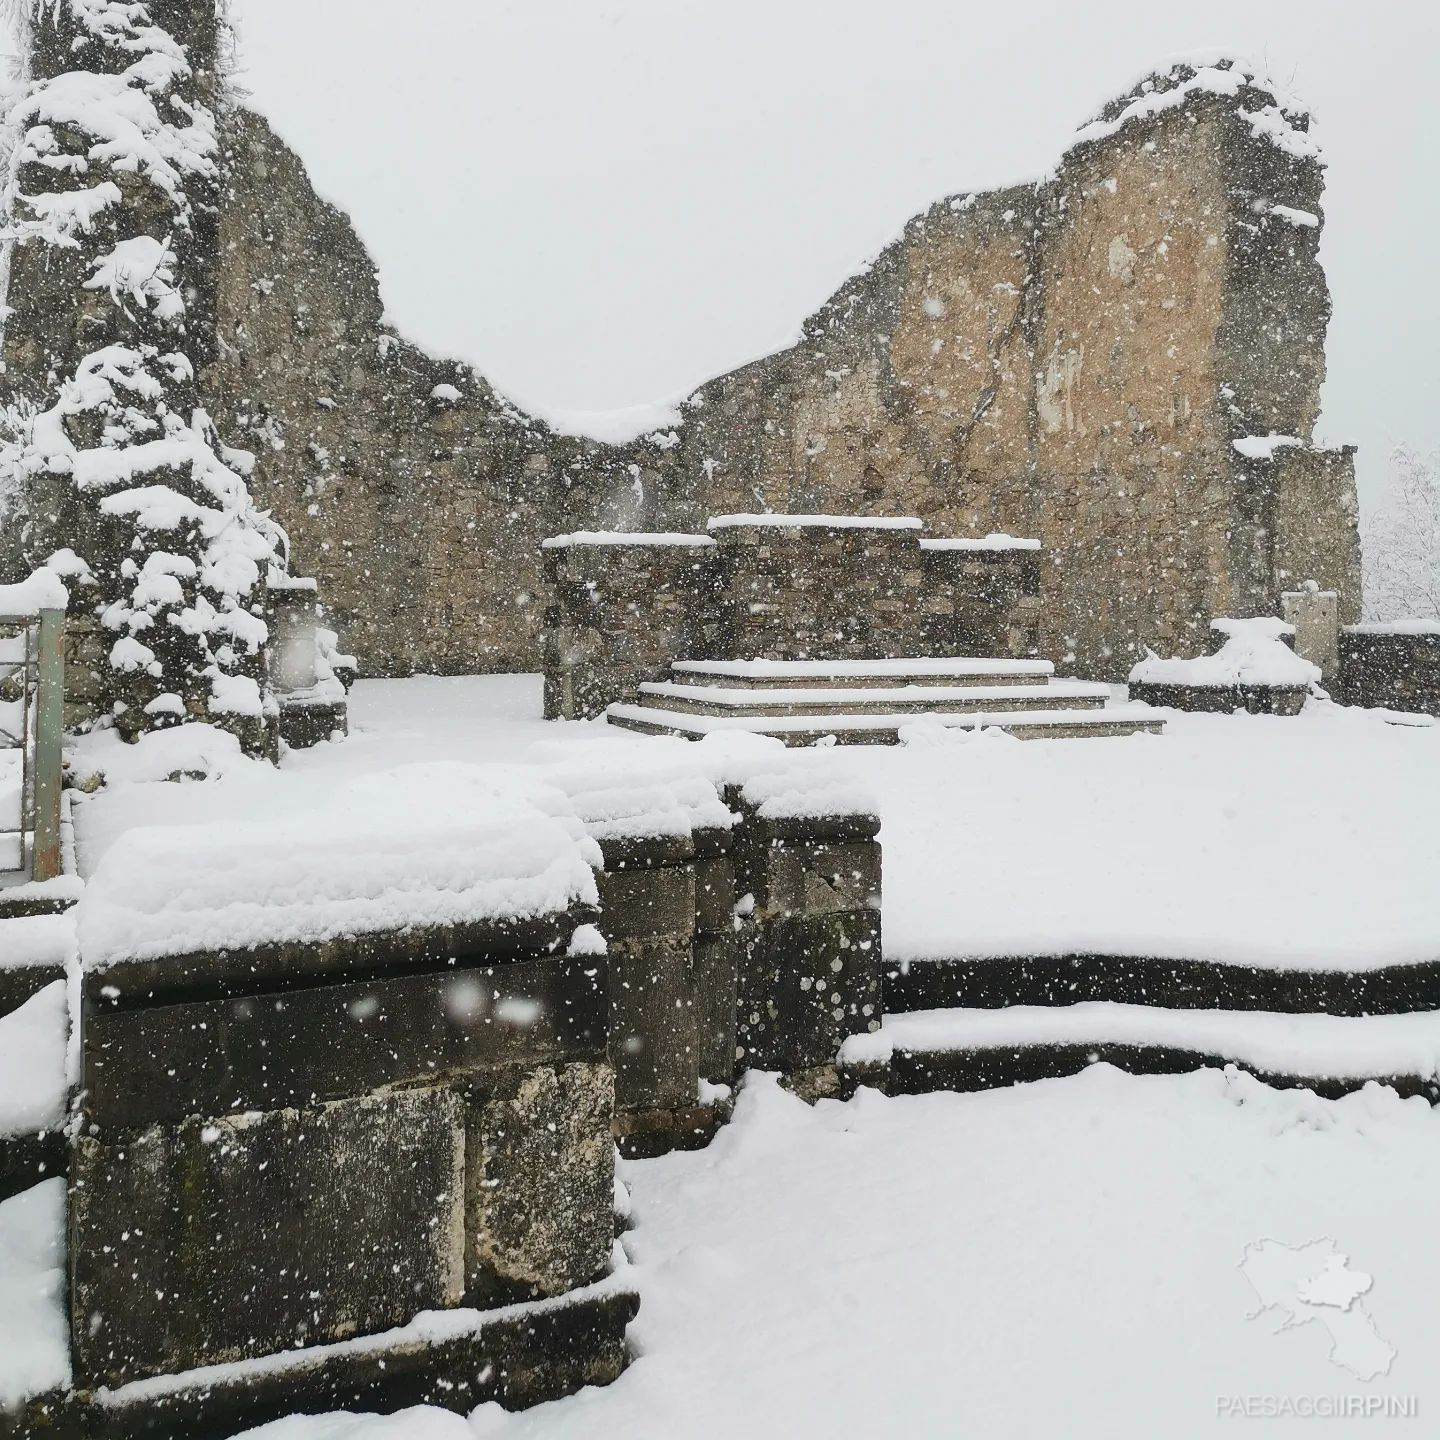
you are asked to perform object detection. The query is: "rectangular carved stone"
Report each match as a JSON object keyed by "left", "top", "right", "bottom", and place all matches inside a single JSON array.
[
  {"left": 83, "top": 955, "right": 608, "bottom": 1129},
  {"left": 464, "top": 1062, "right": 615, "bottom": 1307},
  {"left": 740, "top": 910, "right": 883, "bottom": 1072},
  {"left": 597, "top": 862, "right": 696, "bottom": 941},
  {"left": 692, "top": 931, "right": 740, "bottom": 1083},
  {"left": 69, "top": 1089, "right": 466, "bottom": 1388},
  {"left": 608, "top": 936, "right": 700, "bottom": 1113}
]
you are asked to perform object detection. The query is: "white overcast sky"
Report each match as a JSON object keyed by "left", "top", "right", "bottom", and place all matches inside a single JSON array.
[{"left": 118, "top": 4, "right": 1440, "bottom": 505}]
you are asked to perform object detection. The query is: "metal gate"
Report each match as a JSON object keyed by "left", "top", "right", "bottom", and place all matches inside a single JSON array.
[{"left": 0, "top": 606, "right": 64, "bottom": 883}]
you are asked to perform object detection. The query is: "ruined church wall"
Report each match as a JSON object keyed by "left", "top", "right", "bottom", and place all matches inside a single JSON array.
[
  {"left": 204, "top": 110, "right": 647, "bottom": 677},
  {"left": 200, "top": 69, "right": 1359, "bottom": 682}
]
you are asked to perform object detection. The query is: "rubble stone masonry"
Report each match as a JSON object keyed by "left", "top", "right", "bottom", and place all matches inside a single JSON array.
[{"left": 197, "top": 62, "right": 1359, "bottom": 681}]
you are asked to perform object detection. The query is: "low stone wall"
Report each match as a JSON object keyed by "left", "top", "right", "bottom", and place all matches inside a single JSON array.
[
  {"left": 541, "top": 517, "right": 1046, "bottom": 719},
  {"left": 33, "top": 762, "right": 885, "bottom": 1431},
  {"left": 1337, "top": 625, "right": 1440, "bottom": 715},
  {"left": 68, "top": 907, "right": 629, "bottom": 1415},
  {"left": 542, "top": 535, "right": 721, "bottom": 720}
]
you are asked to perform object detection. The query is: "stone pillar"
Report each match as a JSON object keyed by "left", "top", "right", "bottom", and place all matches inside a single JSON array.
[
  {"left": 691, "top": 822, "right": 741, "bottom": 1085},
  {"left": 731, "top": 794, "right": 883, "bottom": 1094},
  {"left": 541, "top": 534, "right": 720, "bottom": 719},
  {"left": 1281, "top": 585, "right": 1340, "bottom": 683},
  {"left": 596, "top": 829, "right": 732, "bottom": 1156}
]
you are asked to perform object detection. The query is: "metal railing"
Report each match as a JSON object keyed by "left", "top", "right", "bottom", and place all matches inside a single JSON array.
[{"left": 0, "top": 607, "right": 64, "bottom": 883}]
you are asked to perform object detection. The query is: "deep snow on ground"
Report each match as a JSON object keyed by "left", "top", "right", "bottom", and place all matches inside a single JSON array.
[
  {"left": 71, "top": 676, "right": 1440, "bottom": 971},
  {"left": 241, "top": 1068, "right": 1440, "bottom": 1440}
]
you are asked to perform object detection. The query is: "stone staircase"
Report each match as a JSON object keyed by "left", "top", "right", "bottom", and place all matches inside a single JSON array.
[
  {"left": 839, "top": 953, "right": 1440, "bottom": 1102},
  {"left": 606, "top": 658, "right": 1164, "bottom": 744}
]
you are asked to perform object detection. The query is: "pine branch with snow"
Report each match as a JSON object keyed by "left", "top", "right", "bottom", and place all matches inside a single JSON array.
[{"left": 0, "top": 0, "right": 282, "bottom": 751}]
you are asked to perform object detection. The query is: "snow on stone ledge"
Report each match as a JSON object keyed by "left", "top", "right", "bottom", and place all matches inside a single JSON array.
[
  {"left": 1232, "top": 434, "right": 1301, "bottom": 460},
  {"left": 77, "top": 766, "right": 602, "bottom": 968},
  {"left": 0, "top": 1178, "right": 70, "bottom": 1409},
  {"left": 0, "top": 567, "right": 69, "bottom": 618},
  {"left": 541, "top": 531, "right": 715, "bottom": 549},
  {"left": 1345, "top": 620, "right": 1440, "bottom": 636},
  {"left": 706, "top": 514, "right": 924, "bottom": 531},
  {"left": 1130, "top": 617, "right": 1319, "bottom": 689},
  {"left": 0, "top": 981, "right": 68, "bottom": 1139},
  {"left": 920, "top": 534, "right": 1041, "bottom": 552},
  {"left": 70, "top": 722, "right": 262, "bottom": 790}
]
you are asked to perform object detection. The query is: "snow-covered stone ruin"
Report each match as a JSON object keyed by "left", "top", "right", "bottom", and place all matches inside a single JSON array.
[{"left": 2, "top": 3, "right": 1440, "bottom": 1439}]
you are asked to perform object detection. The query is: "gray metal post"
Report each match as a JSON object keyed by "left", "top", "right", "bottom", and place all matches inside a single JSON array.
[{"left": 31, "top": 608, "right": 64, "bottom": 882}]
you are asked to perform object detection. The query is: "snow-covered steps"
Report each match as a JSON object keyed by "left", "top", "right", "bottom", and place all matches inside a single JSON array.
[
  {"left": 670, "top": 657, "right": 1055, "bottom": 687},
  {"left": 606, "top": 702, "right": 1163, "bottom": 745},
  {"left": 884, "top": 953, "right": 1440, "bottom": 1017},
  {"left": 839, "top": 1003, "right": 1440, "bottom": 1101},
  {"left": 636, "top": 679, "right": 1112, "bottom": 717},
  {"left": 609, "top": 657, "right": 1163, "bottom": 743}
]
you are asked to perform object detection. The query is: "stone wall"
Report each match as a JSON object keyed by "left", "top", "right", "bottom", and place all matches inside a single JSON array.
[
  {"left": 541, "top": 520, "right": 1045, "bottom": 719},
  {"left": 71, "top": 907, "right": 624, "bottom": 1398},
  {"left": 1337, "top": 626, "right": 1440, "bottom": 715},
  {"left": 185, "top": 61, "right": 1361, "bottom": 682}
]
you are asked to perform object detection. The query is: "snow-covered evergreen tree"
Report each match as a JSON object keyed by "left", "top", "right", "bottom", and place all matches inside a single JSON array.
[{"left": 0, "top": 0, "right": 281, "bottom": 752}]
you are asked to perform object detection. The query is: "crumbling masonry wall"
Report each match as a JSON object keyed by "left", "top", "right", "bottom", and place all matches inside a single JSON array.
[{"left": 198, "top": 62, "right": 1360, "bottom": 681}]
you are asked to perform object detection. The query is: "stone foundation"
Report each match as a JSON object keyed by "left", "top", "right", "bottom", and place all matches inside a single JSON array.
[
  {"left": 542, "top": 518, "right": 1048, "bottom": 720},
  {"left": 68, "top": 911, "right": 626, "bottom": 1400}
]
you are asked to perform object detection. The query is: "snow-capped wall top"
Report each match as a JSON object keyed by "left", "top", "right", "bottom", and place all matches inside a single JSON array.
[
  {"left": 77, "top": 764, "right": 602, "bottom": 968},
  {"left": 920, "top": 534, "right": 1041, "bottom": 552},
  {"left": 1131, "top": 616, "right": 1319, "bottom": 689},
  {"left": 0, "top": 566, "right": 68, "bottom": 617},
  {"left": 1345, "top": 620, "right": 1440, "bottom": 637},
  {"left": 542, "top": 531, "right": 715, "bottom": 549},
  {"left": 1072, "top": 60, "right": 1320, "bottom": 163},
  {"left": 706, "top": 514, "right": 924, "bottom": 531}
]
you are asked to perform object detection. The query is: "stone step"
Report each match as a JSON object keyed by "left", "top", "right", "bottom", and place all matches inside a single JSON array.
[
  {"left": 883, "top": 954, "right": 1440, "bottom": 1017},
  {"left": 605, "top": 702, "right": 1163, "bottom": 745},
  {"left": 636, "top": 679, "right": 1111, "bottom": 718},
  {"left": 669, "top": 657, "right": 1055, "bottom": 688},
  {"left": 839, "top": 1003, "right": 1440, "bottom": 1102}
]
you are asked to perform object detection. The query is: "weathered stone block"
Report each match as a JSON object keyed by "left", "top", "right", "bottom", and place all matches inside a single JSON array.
[
  {"left": 465, "top": 1062, "right": 615, "bottom": 1306},
  {"left": 739, "top": 909, "right": 883, "bottom": 1073},
  {"left": 596, "top": 860, "right": 696, "bottom": 942},
  {"left": 607, "top": 936, "right": 699, "bottom": 1113},
  {"left": 692, "top": 930, "right": 740, "bottom": 1083},
  {"left": 83, "top": 955, "right": 607, "bottom": 1130},
  {"left": 70, "top": 1089, "right": 466, "bottom": 1388}
]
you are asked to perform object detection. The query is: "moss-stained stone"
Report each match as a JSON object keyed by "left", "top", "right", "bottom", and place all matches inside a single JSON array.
[
  {"left": 465, "top": 1063, "right": 615, "bottom": 1306},
  {"left": 69, "top": 1090, "right": 467, "bottom": 1388}
]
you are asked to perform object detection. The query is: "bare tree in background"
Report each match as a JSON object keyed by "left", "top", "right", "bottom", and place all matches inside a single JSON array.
[{"left": 1362, "top": 447, "right": 1440, "bottom": 621}]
